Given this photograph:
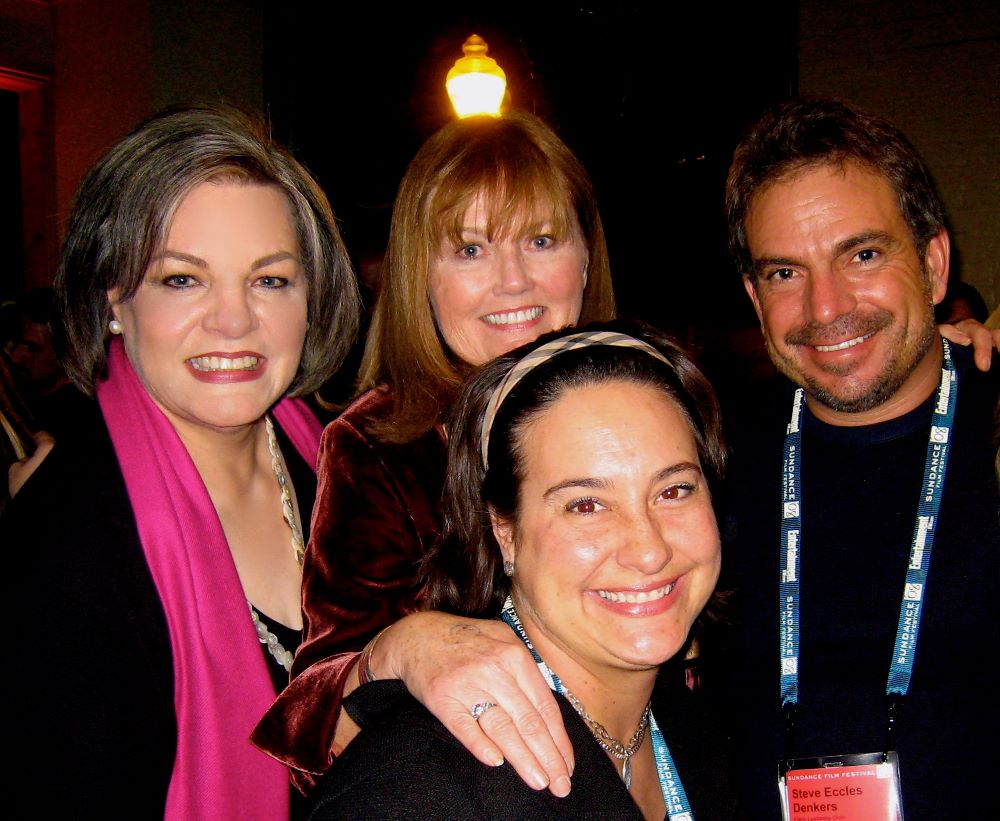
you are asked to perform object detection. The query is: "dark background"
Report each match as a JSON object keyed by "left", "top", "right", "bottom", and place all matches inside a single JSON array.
[
  {"left": 3, "top": 0, "right": 996, "bottom": 391},
  {"left": 262, "top": 3, "right": 795, "bottom": 331}
]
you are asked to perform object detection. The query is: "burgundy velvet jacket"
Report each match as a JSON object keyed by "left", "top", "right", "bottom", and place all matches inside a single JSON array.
[{"left": 253, "top": 388, "right": 447, "bottom": 793}]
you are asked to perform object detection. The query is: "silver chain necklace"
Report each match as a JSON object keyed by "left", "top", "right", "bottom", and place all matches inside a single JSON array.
[
  {"left": 563, "top": 686, "right": 651, "bottom": 788},
  {"left": 247, "top": 417, "right": 304, "bottom": 673}
]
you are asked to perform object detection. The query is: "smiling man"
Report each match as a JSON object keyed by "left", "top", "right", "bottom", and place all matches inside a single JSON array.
[
  {"left": 743, "top": 161, "right": 947, "bottom": 425},
  {"left": 715, "top": 98, "right": 999, "bottom": 819}
]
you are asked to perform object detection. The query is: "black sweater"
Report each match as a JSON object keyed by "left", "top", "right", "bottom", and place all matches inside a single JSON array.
[
  {"left": 308, "top": 676, "right": 742, "bottom": 820},
  {"left": 710, "top": 343, "right": 1000, "bottom": 819}
]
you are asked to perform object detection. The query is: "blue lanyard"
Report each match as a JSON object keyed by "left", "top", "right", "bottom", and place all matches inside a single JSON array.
[
  {"left": 500, "top": 597, "right": 695, "bottom": 820},
  {"left": 779, "top": 340, "right": 958, "bottom": 716}
]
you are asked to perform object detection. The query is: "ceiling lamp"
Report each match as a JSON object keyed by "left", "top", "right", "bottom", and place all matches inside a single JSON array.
[{"left": 446, "top": 34, "right": 507, "bottom": 118}]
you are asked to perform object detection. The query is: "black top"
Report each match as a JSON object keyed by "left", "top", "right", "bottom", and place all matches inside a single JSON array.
[
  {"left": 5, "top": 400, "right": 315, "bottom": 817},
  {"left": 308, "top": 675, "right": 743, "bottom": 820},
  {"left": 708, "top": 343, "right": 1000, "bottom": 819}
]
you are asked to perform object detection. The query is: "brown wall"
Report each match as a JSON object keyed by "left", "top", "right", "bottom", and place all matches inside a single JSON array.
[
  {"left": 799, "top": 0, "right": 1000, "bottom": 309},
  {"left": 2, "top": 0, "right": 57, "bottom": 290},
  {"left": 1, "top": 0, "right": 261, "bottom": 290},
  {"left": 53, "top": 0, "right": 153, "bottom": 227},
  {"left": 4, "top": 0, "right": 996, "bottom": 308}
]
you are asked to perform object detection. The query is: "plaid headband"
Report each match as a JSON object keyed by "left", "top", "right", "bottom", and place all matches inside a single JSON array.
[{"left": 479, "top": 330, "right": 671, "bottom": 469}]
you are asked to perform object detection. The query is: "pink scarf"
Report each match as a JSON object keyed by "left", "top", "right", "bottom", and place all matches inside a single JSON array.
[{"left": 97, "top": 339, "right": 321, "bottom": 820}]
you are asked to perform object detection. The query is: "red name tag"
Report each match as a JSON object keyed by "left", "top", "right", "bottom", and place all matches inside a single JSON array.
[{"left": 780, "top": 752, "right": 903, "bottom": 821}]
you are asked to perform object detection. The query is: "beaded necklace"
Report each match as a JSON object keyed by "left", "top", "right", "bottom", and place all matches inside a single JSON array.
[{"left": 247, "top": 416, "right": 304, "bottom": 673}]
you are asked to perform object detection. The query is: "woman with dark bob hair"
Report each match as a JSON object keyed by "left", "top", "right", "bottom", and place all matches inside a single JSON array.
[
  {"left": 5, "top": 105, "right": 360, "bottom": 818},
  {"left": 255, "top": 111, "right": 615, "bottom": 788},
  {"left": 306, "top": 323, "right": 740, "bottom": 819}
]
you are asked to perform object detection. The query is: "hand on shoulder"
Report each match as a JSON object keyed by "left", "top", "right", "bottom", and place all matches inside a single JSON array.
[
  {"left": 939, "top": 318, "right": 999, "bottom": 371},
  {"left": 371, "top": 610, "right": 575, "bottom": 797}
]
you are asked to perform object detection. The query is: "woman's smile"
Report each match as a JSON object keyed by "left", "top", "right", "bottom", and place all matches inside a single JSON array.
[
  {"left": 429, "top": 194, "right": 587, "bottom": 366},
  {"left": 110, "top": 181, "right": 308, "bottom": 435},
  {"left": 186, "top": 351, "right": 267, "bottom": 382},
  {"left": 593, "top": 578, "right": 677, "bottom": 605},
  {"left": 494, "top": 380, "right": 721, "bottom": 678}
]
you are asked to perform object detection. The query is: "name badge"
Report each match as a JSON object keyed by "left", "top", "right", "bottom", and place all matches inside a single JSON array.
[{"left": 779, "top": 752, "right": 904, "bottom": 821}]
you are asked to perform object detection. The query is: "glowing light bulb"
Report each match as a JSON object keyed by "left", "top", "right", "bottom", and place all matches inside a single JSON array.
[{"left": 446, "top": 34, "right": 507, "bottom": 118}]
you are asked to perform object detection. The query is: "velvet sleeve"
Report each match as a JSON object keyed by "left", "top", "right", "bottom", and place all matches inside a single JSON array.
[{"left": 252, "top": 390, "right": 447, "bottom": 794}]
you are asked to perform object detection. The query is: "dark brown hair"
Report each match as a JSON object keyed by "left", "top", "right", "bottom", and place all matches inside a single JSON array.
[
  {"left": 423, "top": 321, "right": 725, "bottom": 617},
  {"left": 358, "top": 111, "right": 616, "bottom": 444},
  {"left": 55, "top": 104, "right": 360, "bottom": 395},
  {"left": 726, "top": 97, "right": 946, "bottom": 280}
]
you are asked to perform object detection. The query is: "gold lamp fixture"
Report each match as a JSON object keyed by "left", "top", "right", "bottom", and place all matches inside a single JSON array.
[{"left": 446, "top": 34, "right": 507, "bottom": 118}]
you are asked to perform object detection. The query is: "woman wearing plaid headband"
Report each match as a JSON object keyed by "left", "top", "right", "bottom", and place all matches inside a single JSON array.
[{"left": 306, "top": 323, "right": 739, "bottom": 819}]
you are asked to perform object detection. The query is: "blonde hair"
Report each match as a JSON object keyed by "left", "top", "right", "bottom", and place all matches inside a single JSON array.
[{"left": 360, "top": 111, "right": 616, "bottom": 443}]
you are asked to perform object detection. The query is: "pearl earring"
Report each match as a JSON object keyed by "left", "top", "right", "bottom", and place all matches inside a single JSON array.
[{"left": 109, "top": 319, "right": 123, "bottom": 335}]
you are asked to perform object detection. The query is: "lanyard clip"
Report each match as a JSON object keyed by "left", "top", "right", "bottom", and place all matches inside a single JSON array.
[
  {"left": 884, "top": 695, "right": 902, "bottom": 760},
  {"left": 782, "top": 702, "right": 797, "bottom": 761}
]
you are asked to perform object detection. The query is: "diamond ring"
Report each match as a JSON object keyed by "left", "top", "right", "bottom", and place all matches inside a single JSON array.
[{"left": 470, "top": 702, "right": 498, "bottom": 721}]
